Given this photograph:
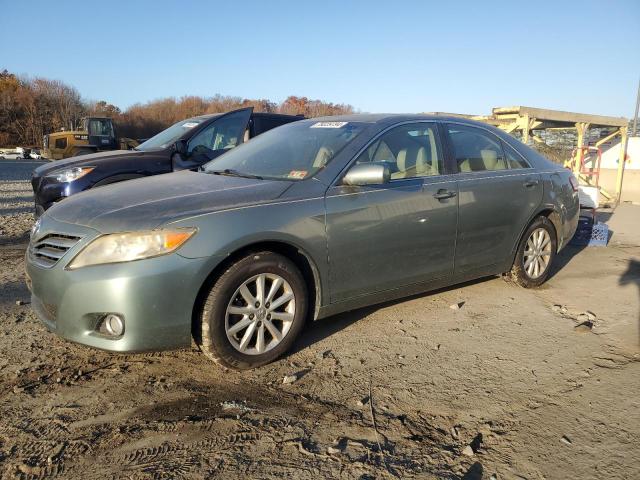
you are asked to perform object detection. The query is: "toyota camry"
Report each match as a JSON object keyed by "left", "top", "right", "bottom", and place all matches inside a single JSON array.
[{"left": 26, "top": 114, "right": 579, "bottom": 369}]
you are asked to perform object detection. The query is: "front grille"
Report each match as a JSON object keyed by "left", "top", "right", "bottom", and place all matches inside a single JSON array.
[{"left": 29, "top": 233, "right": 81, "bottom": 268}]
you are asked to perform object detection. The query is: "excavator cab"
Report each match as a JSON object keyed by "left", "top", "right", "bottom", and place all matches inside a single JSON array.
[
  {"left": 43, "top": 117, "right": 119, "bottom": 159},
  {"left": 80, "top": 117, "right": 118, "bottom": 153}
]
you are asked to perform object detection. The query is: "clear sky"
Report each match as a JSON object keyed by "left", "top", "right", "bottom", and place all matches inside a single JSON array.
[{"left": 1, "top": 0, "right": 638, "bottom": 117}]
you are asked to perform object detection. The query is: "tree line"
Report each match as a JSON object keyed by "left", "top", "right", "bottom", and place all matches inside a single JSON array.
[{"left": 0, "top": 69, "right": 354, "bottom": 147}]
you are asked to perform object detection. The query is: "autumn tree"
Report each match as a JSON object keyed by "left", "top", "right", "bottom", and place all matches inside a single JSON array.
[
  {"left": 0, "top": 71, "right": 85, "bottom": 147},
  {"left": 0, "top": 68, "right": 356, "bottom": 147},
  {"left": 0, "top": 70, "right": 22, "bottom": 145}
]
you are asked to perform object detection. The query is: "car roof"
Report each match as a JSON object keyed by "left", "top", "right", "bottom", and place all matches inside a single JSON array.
[
  {"left": 185, "top": 111, "right": 505, "bottom": 134},
  {"left": 308, "top": 113, "right": 494, "bottom": 126},
  {"left": 188, "top": 113, "right": 223, "bottom": 122},
  {"left": 310, "top": 113, "right": 500, "bottom": 126},
  {"left": 186, "top": 111, "right": 304, "bottom": 122}
]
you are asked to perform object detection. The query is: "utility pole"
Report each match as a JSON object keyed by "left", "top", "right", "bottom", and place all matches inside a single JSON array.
[{"left": 633, "top": 77, "right": 640, "bottom": 137}]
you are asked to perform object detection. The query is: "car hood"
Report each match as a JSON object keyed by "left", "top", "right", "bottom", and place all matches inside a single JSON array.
[
  {"left": 35, "top": 150, "right": 148, "bottom": 176},
  {"left": 46, "top": 170, "right": 293, "bottom": 232}
]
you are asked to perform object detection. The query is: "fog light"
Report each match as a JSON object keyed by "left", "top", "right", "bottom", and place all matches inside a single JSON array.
[{"left": 102, "top": 314, "right": 124, "bottom": 336}]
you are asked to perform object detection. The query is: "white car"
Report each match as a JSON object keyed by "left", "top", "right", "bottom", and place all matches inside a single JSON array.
[{"left": 0, "top": 150, "right": 22, "bottom": 160}]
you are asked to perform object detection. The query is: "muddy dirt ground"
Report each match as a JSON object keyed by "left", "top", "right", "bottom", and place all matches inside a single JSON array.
[{"left": 1, "top": 158, "right": 639, "bottom": 479}]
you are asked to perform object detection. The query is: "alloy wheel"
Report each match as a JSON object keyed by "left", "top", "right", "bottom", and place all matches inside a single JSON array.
[
  {"left": 225, "top": 273, "right": 295, "bottom": 355},
  {"left": 523, "top": 227, "right": 552, "bottom": 279}
]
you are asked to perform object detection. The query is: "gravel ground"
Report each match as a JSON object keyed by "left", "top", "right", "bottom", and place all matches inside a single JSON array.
[
  {"left": 0, "top": 160, "right": 639, "bottom": 479},
  {"left": 0, "top": 159, "right": 42, "bottom": 245}
]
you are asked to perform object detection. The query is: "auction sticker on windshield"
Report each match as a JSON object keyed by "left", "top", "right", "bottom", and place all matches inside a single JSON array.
[
  {"left": 287, "top": 170, "right": 308, "bottom": 179},
  {"left": 182, "top": 122, "right": 199, "bottom": 128},
  {"left": 310, "top": 122, "right": 348, "bottom": 128}
]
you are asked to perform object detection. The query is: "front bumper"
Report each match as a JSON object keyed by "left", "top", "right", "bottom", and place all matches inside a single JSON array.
[
  {"left": 26, "top": 216, "right": 222, "bottom": 352},
  {"left": 32, "top": 175, "right": 86, "bottom": 216}
]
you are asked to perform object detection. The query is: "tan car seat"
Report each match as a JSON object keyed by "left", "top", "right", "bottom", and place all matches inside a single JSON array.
[
  {"left": 393, "top": 147, "right": 418, "bottom": 179},
  {"left": 416, "top": 130, "right": 439, "bottom": 176},
  {"left": 416, "top": 147, "right": 430, "bottom": 175},
  {"left": 313, "top": 147, "right": 333, "bottom": 169},
  {"left": 393, "top": 148, "right": 408, "bottom": 179},
  {"left": 480, "top": 149, "right": 506, "bottom": 170},
  {"left": 458, "top": 158, "right": 472, "bottom": 172}
]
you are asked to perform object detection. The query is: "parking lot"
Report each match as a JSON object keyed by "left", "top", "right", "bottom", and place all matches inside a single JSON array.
[{"left": 0, "top": 157, "right": 639, "bottom": 479}]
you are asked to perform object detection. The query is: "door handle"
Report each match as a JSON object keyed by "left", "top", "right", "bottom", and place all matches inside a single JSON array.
[
  {"left": 523, "top": 180, "right": 540, "bottom": 188},
  {"left": 433, "top": 189, "right": 457, "bottom": 200}
]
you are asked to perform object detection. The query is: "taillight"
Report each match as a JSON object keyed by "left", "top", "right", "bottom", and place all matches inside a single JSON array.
[{"left": 569, "top": 175, "right": 579, "bottom": 192}]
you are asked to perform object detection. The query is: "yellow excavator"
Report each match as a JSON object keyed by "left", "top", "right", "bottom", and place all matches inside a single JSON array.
[{"left": 43, "top": 117, "right": 138, "bottom": 159}]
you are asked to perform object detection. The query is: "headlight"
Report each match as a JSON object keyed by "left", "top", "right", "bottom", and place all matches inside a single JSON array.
[
  {"left": 67, "top": 228, "right": 196, "bottom": 269},
  {"left": 47, "top": 167, "right": 95, "bottom": 182}
]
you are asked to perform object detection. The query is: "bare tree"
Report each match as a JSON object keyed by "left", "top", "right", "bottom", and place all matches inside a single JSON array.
[{"left": 0, "top": 68, "right": 355, "bottom": 147}]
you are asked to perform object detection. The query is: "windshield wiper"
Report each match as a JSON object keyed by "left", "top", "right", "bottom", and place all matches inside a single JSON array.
[{"left": 207, "top": 168, "right": 263, "bottom": 180}]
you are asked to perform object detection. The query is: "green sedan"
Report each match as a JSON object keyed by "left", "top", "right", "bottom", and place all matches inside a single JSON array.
[{"left": 26, "top": 114, "right": 579, "bottom": 369}]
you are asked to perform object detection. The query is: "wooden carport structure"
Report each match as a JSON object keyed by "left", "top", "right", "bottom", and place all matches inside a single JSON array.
[{"left": 473, "top": 106, "right": 629, "bottom": 203}]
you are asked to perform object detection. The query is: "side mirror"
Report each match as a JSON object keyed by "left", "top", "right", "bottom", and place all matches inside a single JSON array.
[
  {"left": 174, "top": 140, "right": 187, "bottom": 155},
  {"left": 342, "top": 163, "right": 390, "bottom": 186}
]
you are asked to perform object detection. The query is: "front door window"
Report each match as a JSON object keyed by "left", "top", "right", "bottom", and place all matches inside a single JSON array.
[
  {"left": 354, "top": 123, "right": 443, "bottom": 179},
  {"left": 188, "top": 110, "right": 251, "bottom": 160}
]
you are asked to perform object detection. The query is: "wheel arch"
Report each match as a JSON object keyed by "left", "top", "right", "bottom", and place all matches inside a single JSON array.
[
  {"left": 537, "top": 207, "right": 562, "bottom": 248},
  {"left": 191, "top": 240, "right": 322, "bottom": 341},
  {"left": 509, "top": 206, "right": 562, "bottom": 269},
  {"left": 93, "top": 173, "right": 148, "bottom": 188}
]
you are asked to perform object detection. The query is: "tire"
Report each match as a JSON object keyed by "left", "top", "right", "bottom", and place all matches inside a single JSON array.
[
  {"left": 197, "top": 251, "right": 308, "bottom": 370},
  {"left": 510, "top": 216, "right": 557, "bottom": 288}
]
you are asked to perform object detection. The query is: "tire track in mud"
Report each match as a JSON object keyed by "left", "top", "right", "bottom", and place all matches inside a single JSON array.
[
  {"left": 120, "top": 432, "right": 260, "bottom": 478},
  {"left": 1, "top": 374, "right": 460, "bottom": 479}
]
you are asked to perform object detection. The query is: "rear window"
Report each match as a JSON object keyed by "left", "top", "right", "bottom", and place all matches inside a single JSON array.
[{"left": 54, "top": 138, "right": 67, "bottom": 149}]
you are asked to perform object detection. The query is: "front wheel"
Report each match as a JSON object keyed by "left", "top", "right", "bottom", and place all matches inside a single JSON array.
[
  {"left": 510, "top": 216, "right": 557, "bottom": 288},
  {"left": 197, "top": 251, "right": 308, "bottom": 370}
]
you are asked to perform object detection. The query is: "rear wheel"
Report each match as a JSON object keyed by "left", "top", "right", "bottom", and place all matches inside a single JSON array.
[
  {"left": 510, "top": 216, "right": 557, "bottom": 288},
  {"left": 197, "top": 251, "right": 308, "bottom": 370}
]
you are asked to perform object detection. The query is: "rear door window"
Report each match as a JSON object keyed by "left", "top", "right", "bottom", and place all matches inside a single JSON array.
[
  {"left": 503, "top": 141, "right": 531, "bottom": 169},
  {"left": 446, "top": 124, "right": 507, "bottom": 172}
]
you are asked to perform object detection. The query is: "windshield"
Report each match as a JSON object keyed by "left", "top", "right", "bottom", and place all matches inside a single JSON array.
[
  {"left": 203, "top": 120, "right": 365, "bottom": 180},
  {"left": 136, "top": 117, "right": 211, "bottom": 151}
]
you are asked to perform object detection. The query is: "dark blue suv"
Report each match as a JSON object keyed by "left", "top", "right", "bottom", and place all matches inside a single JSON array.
[{"left": 32, "top": 108, "right": 302, "bottom": 216}]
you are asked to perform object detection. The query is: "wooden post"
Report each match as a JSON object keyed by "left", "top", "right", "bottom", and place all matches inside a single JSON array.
[
  {"left": 522, "top": 114, "right": 530, "bottom": 143},
  {"left": 615, "top": 126, "right": 629, "bottom": 204},
  {"left": 574, "top": 122, "right": 590, "bottom": 176},
  {"left": 633, "top": 78, "right": 639, "bottom": 136}
]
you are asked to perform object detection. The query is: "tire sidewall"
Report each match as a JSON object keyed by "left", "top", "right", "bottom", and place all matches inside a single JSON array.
[
  {"left": 514, "top": 217, "right": 557, "bottom": 287},
  {"left": 202, "top": 252, "right": 307, "bottom": 369}
]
